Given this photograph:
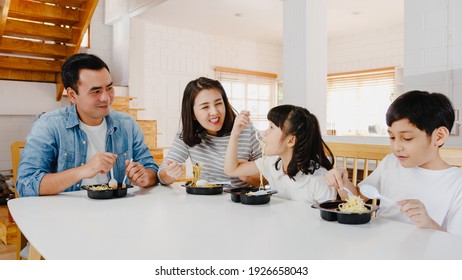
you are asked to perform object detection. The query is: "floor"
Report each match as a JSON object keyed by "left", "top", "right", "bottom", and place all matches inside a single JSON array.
[{"left": 0, "top": 205, "right": 17, "bottom": 260}]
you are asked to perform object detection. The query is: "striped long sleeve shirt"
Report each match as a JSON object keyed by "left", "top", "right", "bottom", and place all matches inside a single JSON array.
[{"left": 159, "top": 126, "right": 262, "bottom": 188}]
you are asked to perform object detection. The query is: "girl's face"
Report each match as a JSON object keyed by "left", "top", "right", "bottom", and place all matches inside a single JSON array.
[
  {"left": 262, "top": 121, "right": 292, "bottom": 157},
  {"left": 388, "top": 118, "right": 440, "bottom": 169},
  {"left": 193, "top": 89, "right": 226, "bottom": 135}
]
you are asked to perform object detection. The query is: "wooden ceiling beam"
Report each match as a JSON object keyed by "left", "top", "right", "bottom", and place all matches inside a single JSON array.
[
  {"left": 4, "top": 19, "right": 72, "bottom": 42},
  {"left": 8, "top": 0, "right": 79, "bottom": 26},
  {"left": 0, "top": 37, "right": 69, "bottom": 58}
]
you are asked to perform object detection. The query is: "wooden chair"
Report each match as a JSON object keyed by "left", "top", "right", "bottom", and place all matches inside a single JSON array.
[
  {"left": 326, "top": 142, "right": 391, "bottom": 185},
  {"left": 10, "top": 141, "right": 43, "bottom": 260},
  {"left": 440, "top": 147, "right": 462, "bottom": 168}
]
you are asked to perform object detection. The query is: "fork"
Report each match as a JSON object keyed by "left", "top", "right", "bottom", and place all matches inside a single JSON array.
[
  {"left": 121, "top": 158, "right": 133, "bottom": 188},
  {"left": 109, "top": 168, "right": 117, "bottom": 189}
]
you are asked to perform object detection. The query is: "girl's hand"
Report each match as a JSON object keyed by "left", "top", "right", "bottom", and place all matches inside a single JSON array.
[
  {"left": 398, "top": 199, "right": 444, "bottom": 231},
  {"left": 163, "top": 160, "right": 184, "bottom": 181},
  {"left": 232, "top": 110, "right": 251, "bottom": 136}
]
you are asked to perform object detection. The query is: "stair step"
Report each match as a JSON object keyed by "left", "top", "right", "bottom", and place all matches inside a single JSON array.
[
  {"left": 0, "top": 56, "right": 61, "bottom": 72},
  {"left": 4, "top": 19, "right": 73, "bottom": 42},
  {"left": 34, "top": 0, "right": 87, "bottom": 8},
  {"left": 9, "top": 0, "right": 80, "bottom": 26},
  {"left": 0, "top": 69, "right": 57, "bottom": 82},
  {"left": 0, "top": 37, "right": 69, "bottom": 59}
]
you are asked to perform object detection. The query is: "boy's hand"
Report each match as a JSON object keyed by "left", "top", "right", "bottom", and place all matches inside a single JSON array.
[
  {"left": 398, "top": 199, "right": 444, "bottom": 231},
  {"left": 325, "top": 167, "right": 349, "bottom": 190}
]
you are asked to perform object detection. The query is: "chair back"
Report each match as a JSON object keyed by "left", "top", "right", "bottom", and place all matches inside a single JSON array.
[
  {"left": 327, "top": 142, "right": 390, "bottom": 185},
  {"left": 440, "top": 147, "right": 462, "bottom": 168},
  {"left": 10, "top": 141, "right": 25, "bottom": 198}
]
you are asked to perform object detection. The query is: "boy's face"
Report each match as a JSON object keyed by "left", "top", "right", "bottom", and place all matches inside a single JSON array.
[{"left": 387, "top": 118, "right": 440, "bottom": 169}]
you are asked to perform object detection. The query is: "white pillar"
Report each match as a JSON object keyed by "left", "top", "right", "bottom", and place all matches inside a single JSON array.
[{"left": 282, "top": 0, "right": 327, "bottom": 133}]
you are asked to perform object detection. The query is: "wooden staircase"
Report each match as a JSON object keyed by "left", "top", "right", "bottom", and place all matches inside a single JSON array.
[{"left": 0, "top": 0, "right": 99, "bottom": 101}]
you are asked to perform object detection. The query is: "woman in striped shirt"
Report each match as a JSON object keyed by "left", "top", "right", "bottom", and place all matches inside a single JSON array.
[{"left": 158, "top": 77, "right": 262, "bottom": 187}]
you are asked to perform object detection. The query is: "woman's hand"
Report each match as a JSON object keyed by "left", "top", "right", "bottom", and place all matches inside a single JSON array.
[
  {"left": 398, "top": 199, "right": 444, "bottom": 231},
  {"left": 232, "top": 110, "right": 251, "bottom": 137},
  {"left": 163, "top": 160, "right": 184, "bottom": 181}
]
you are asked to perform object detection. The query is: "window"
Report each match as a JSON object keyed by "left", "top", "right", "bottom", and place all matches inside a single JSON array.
[
  {"left": 80, "top": 28, "right": 90, "bottom": 48},
  {"left": 326, "top": 67, "right": 396, "bottom": 136},
  {"left": 215, "top": 67, "right": 278, "bottom": 131}
]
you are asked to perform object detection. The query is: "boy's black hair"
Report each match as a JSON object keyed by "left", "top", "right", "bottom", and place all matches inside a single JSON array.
[
  {"left": 61, "top": 53, "right": 110, "bottom": 94},
  {"left": 268, "top": 104, "right": 334, "bottom": 179},
  {"left": 386, "top": 90, "right": 455, "bottom": 136}
]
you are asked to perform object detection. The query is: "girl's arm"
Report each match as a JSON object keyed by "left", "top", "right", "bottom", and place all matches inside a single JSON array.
[{"left": 224, "top": 111, "right": 260, "bottom": 177}]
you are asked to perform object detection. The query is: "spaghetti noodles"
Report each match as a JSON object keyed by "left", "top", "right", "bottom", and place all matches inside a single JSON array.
[{"left": 338, "top": 195, "right": 368, "bottom": 213}]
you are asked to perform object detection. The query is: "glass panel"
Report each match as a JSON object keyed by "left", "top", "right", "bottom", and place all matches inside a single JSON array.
[
  {"left": 258, "top": 102, "right": 269, "bottom": 116},
  {"left": 231, "top": 99, "right": 246, "bottom": 112},
  {"left": 247, "top": 84, "right": 259, "bottom": 99},
  {"left": 222, "top": 82, "right": 231, "bottom": 97},
  {"left": 259, "top": 85, "right": 270, "bottom": 99},
  {"left": 247, "top": 100, "right": 259, "bottom": 116},
  {"left": 232, "top": 83, "right": 245, "bottom": 99}
]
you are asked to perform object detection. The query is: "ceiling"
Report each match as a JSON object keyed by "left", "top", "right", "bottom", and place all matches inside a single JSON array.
[{"left": 135, "top": 0, "right": 404, "bottom": 45}]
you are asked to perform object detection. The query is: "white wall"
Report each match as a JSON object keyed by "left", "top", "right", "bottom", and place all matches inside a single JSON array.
[
  {"left": 129, "top": 18, "right": 283, "bottom": 147},
  {"left": 404, "top": 0, "right": 462, "bottom": 147},
  {"left": 328, "top": 25, "right": 404, "bottom": 74}
]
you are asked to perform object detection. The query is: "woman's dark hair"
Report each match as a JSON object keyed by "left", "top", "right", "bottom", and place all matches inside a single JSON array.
[
  {"left": 386, "top": 90, "right": 455, "bottom": 136},
  {"left": 61, "top": 53, "right": 110, "bottom": 94},
  {"left": 180, "top": 77, "right": 237, "bottom": 147},
  {"left": 268, "top": 104, "right": 334, "bottom": 179}
]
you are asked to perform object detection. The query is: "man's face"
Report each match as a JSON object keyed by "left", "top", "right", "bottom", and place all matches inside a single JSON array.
[{"left": 68, "top": 68, "right": 114, "bottom": 126}]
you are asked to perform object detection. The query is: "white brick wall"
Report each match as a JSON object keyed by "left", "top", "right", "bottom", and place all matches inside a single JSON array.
[
  {"left": 129, "top": 19, "right": 283, "bottom": 147},
  {"left": 328, "top": 25, "right": 404, "bottom": 74},
  {"left": 404, "top": 0, "right": 462, "bottom": 146}
]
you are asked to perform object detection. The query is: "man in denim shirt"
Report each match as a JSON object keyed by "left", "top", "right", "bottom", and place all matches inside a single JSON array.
[{"left": 17, "top": 54, "right": 158, "bottom": 197}]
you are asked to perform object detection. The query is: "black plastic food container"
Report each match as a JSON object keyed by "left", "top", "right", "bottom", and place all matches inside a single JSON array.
[
  {"left": 81, "top": 183, "right": 132, "bottom": 199},
  {"left": 312, "top": 200, "right": 379, "bottom": 225},
  {"left": 225, "top": 187, "right": 278, "bottom": 205},
  {"left": 183, "top": 181, "right": 225, "bottom": 195},
  {"left": 228, "top": 186, "right": 259, "bottom": 202}
]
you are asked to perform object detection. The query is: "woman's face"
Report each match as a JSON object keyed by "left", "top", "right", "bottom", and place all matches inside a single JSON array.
[{"left": 193, "top": 89, "right": 226, "bottom": 135}]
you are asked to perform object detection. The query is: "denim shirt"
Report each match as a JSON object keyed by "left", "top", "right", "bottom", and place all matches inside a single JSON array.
[{"left": 17, "top": 105, "right": 158, "bottom": 197}]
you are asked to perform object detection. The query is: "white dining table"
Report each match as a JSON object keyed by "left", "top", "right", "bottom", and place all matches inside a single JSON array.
[{"left": 8, "top": 183, "right": 462, "bottom": 260}]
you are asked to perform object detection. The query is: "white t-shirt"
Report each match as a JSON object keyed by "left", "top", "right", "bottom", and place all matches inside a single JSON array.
[
  {"left": 80, "top": 119, "right": 108, "bottom": 186},
  {"left": 255, "top": 156, "right": 336, "bottom": 204},
  {"left": 361, "top": 153, "right": 462, "bottom": 235}
]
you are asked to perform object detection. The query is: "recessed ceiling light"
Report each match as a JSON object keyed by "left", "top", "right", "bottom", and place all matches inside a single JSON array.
[
  {"left": 351, "top": 11, "right": 361, "bottom": 15},
  {"left": 234, "top": 13, "right": 243, "bottom": 17}
]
